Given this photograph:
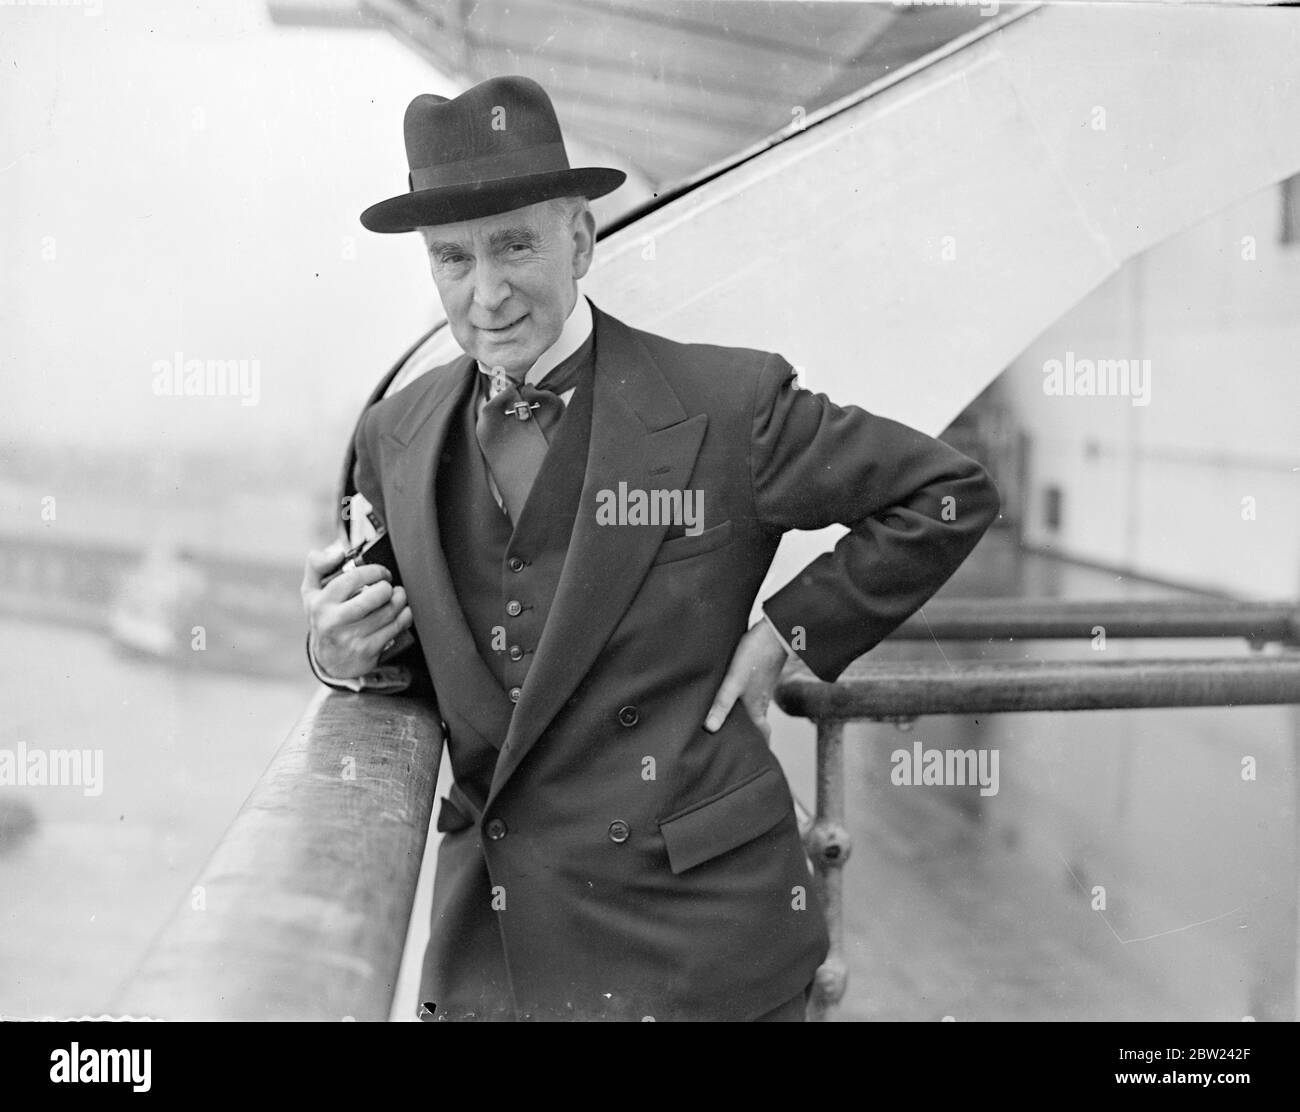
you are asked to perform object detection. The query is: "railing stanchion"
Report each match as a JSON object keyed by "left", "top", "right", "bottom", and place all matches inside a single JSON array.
[{"left": 807, "top": 717, "right": 851, "bottom": 1021}]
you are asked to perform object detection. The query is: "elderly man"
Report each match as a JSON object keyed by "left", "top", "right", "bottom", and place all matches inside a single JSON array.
[{"left": 301, "top": 76, "right": 1000, "bottom": 1021}]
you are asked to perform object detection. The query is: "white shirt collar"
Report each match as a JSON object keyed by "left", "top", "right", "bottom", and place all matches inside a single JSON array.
[{"left": 478, "top": 292, "right": 593, "bottom": 387}]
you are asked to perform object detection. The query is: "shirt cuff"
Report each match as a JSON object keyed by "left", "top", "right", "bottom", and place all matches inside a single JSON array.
[
  {"left": 761, "top": 611, "right": 801, "bottom": 662},
  {"left": 306, "top": 633, "right": 412, "bottom": 694}
]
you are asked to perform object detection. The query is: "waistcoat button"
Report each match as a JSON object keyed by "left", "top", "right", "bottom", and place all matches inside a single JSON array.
[
  {"left": 617, "top": 705, "right": 639, "bottom": 727},
  {"left": 608, "top": 820, "right": 630, "bottom": 843}
]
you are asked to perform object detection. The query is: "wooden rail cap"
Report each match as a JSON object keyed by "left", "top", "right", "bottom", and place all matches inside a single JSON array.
[{"left": 111, "top": 689, "right": 444, "bottom": 1021}]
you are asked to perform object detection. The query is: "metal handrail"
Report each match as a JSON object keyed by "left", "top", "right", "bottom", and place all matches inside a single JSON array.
[
  {"left": 889, "top": 599, "right": 1300, "bottom": 644},
  {"left": 779, "top": 656, "right": 1300, "bottom": 720},
  {"left": 775, "top": 645, "right": 1300, "bottom": 1021}
]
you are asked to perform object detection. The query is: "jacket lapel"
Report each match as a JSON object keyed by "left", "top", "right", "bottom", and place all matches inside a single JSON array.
[
  {"left": 382, "top": 355, "right": 514, "bottom": 752},
  {"left": 488, "top": 306, "right": 707, "bottom": 800}
]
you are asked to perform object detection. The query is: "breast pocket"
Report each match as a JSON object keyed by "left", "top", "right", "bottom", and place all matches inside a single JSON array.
[{"left": 650, "top": 520, "right": 734, "bottom": 566}]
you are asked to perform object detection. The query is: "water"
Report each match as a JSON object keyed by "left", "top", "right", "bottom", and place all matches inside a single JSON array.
[{"left": 0, "top": 617, "right": 312, "bottom": 1017}]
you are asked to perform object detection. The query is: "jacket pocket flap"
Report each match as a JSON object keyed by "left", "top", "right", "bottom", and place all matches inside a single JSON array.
[
  {"left": 651, "top": 520, "right": 733, "bottom": 565},
  {"left": 658, "top": 768, "right": 791, "bottom": 875}
]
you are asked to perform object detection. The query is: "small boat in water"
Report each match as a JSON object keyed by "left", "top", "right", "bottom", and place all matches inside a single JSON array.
[{"left": 107, "top": 541, "right": 206, "bottom": 660}]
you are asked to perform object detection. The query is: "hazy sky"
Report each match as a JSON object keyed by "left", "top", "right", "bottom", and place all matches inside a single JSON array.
[{"left": 1, "top": 0, "right": 453, "bottom": 453}]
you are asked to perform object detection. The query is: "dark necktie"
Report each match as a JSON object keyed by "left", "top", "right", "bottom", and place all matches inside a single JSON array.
[{"left": 475, "top": 337, "right": 591, "bottom": 522}]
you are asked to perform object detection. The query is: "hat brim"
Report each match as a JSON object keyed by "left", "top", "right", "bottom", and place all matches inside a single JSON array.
[{"left": 359, "top": 167, "right": 626, "bottom": 233}]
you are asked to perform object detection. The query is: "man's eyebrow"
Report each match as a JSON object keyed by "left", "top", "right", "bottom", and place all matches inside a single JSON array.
[
  {"left": 488, "top": 226, "right": 542, "bottom": 248},
  {"left": 425, "top": 226, "right": 542, "bottom": 258}
]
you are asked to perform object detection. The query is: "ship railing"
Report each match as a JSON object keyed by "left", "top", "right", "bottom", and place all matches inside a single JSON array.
[{"left": 112, "top": 598, "right": 1300, "bottom": 1021}]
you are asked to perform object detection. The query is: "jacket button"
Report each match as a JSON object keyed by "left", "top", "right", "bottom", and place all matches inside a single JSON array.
[
  {"left": 617, "top": 705, "right": 639, "bottom": 727},
  {"left": 508, "top": 645, "right": 523, "bottom": 661},
  {"left": 608, "top": 820, "right": 630, "bottom": 844},
  {"left": 506, "top": 600, "right": 522, "bottom": 616},
  {"left": 508, "top": 556, "right": 526, "bottom": 573},
  {"left": 485, "top": 818, "right": 507, "bottom": 841},
  {"left": 509, "top": 686, "right": 522, "bottom": 703}
]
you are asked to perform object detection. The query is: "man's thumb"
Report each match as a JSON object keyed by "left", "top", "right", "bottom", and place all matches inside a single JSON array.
[{"left": 305, "top": 542, "right": 347, "bottom": 585}]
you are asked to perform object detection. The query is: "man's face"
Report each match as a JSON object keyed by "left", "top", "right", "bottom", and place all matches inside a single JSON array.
[{"left": 420, "top": 199, "right": 596, "bottom": 378}]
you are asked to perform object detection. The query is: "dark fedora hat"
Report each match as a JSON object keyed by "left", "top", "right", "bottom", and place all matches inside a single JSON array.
[{"left": 360, "top": 75, "right": 626, "bottom": 233}]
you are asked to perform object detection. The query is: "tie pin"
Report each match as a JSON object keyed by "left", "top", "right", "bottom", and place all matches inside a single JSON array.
[{"left": 505, "top": 402, "right": 540, "bottom": 421}]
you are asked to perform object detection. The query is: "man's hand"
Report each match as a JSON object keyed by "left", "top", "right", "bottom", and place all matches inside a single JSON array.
[
  {"left": 704, "top": 618, "right": 790, "bottom": 740},
  {"left": 300, "top": 542, "right": 414, "bottom": 680}
]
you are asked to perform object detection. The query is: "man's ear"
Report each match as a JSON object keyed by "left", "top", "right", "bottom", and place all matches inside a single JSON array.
[{"left": 571, "top": 207, "right": 597, "bottom": 280}]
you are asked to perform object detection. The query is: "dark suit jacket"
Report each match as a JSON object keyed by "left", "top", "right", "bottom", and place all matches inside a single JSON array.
[{"left": 342, "top": 302, "right": 1000, "bottom": 1020}]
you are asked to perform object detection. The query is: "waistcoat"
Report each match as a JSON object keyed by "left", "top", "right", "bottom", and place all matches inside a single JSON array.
[{"left": 435, "top": 342, "right": 596, "bottom": 802}]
